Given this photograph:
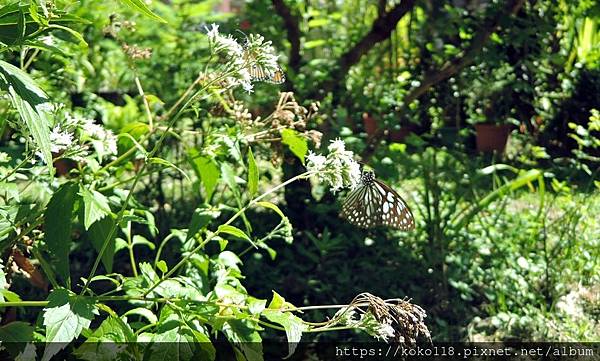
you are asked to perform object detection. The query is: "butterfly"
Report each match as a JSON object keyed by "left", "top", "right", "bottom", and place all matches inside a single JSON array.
[
  {"left": 247, "top": 63, "right": 285, "bottom": 84},
  {"left": 341, "top": 170, "right": 415, "bottom": 230},
  {"left": 241, "top": 37, "right": 285, "bottom": 84}
]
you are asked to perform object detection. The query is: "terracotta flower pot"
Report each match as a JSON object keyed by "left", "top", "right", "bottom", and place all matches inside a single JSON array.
[
  {"left": 475, "top": 124, "right": 512, "bottom": 153},
  {"left": 362, "top": 113, "right": 378, "bottom": 137}
]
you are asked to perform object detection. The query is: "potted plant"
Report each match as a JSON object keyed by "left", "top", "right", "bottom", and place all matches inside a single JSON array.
[{"left": 473, "top": 121, "right": 512, "bottom": 153}]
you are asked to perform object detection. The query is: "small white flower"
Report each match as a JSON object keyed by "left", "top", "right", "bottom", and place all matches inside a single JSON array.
[
  {"left": 306, "top": 151, "right": 327, "bottom": 172},
  {"left": 40, "top": 35, "right": 54, "bottom": 46},
  {"left": 328, "top": 138, "right": 346, "bottom": 153},
  {"left": 205, "top": 24, "right": 220, "bottom": 42},
  {"left": 49, "top": 126, "right": 73, "bottom": 153},
  {"left": 306, "top": 139, "right": 361, "bottom": 192}
]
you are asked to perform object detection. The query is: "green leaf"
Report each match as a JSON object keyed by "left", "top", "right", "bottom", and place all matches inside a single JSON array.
[
  {"left": 74, "top": 315, "right": 135, "bottom": 361},
  {"left": 47, "top": 23, "right": 87, "bottom": 46},
  {"left": 0, "top": 321, "right": 33, "bottom": 342},
  {"left": 117, "top": 0, "right": 167, "bottom": 23},
  {"left": 0, "top": 60, "right": 53, "bottom": 174},
  {"left": 87, "top": 216, "right": 116, "bottom": 274},
  {"left": 262, "top": 309, "right": 306, "bottom": 358},
  {"left": 189, "top": 152, "right": 220, "bottom": 200},
  {"left": 256, "top": 201, "right": 286, "bottom": 219},
  {"left": 42, "top": 289, "right": 97, "bottom": 361},
  {"left": 223, "top": 320, "right": 263, "bottom": 361},
  {"left": 79, "top": 187, "right": 111, "bottom": 230},
  {"left": 267, "top": 291, "right": 295, "bottom": 310},
  {"left": 156, "top": 260, "right": 168, "bottom": 274},
  {"left": 150, "top": 157, "right": 191, "bottom": 182},
  {"left": 186, "top": 206, "right": 220, "bottom": 241},
  {"left": 44, "top": 182, "right": 78, "bottom": 286},
  {"left": 122, "top": 307, "right": 157, "bottom": 324},
  {"left": 281, "top": 129, "right": 308, "bottom": 164},
  {"left": 304, "top": 39, "right": 326, "bottom": 49},
  {"left": 0, "top": 321, "right": 34, "bottom": 359},
  {"left": 218, "top": 225, "right": 255, "bottom": 247},
  {"left": 148, "top": 327, "right": 195, "bottom": 361},
  {"left": 220, "top": 163, "right": 239, "bottom": 194},
  {"left": 247, "top": 148, "right": 259, "bottom": 197}
]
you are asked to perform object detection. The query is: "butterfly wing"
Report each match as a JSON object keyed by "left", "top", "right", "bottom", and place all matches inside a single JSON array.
[
  {"left": 372, "top": 180, "right": 415, "bottom": 230},
  {"left": 341, "top": 180, "right": 415, "bottom": 230},
  {"left": 265, "top": 67, "right": 285, "bottom": 84}
]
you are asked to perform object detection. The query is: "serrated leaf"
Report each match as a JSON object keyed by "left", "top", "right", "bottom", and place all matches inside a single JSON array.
[
  {"left": 42, "top": 289, "right": 97, "bottom": 361},
  {"left": 220, "top": 163, "right": 238, "bottom": 194},
  {"left": 44, "top": 182, "right": 78, "bottom": 286},
  {"left": 74, "top": 316, "right": 135, "bottom": 361},
  {"left": 247, "top": 148, "right": 259, "bottom": 197},
  {"left": 149, "top": 327, "right": 194, "bottom": 361},
  {"left": 218, "top": 225, "right": 255, "bottom": 247},
  {"left": 79, "top": 187, "right": 111, "bottom": 230},
  {"left": 223, "top": 320, "right": 263, "bottom": 361},
  {"left": 88, "top": 216, "right": 116, "bottom": 274},
  {"left": 117, "top": 0, "right": 167, "bottom": 23},
  {"left": 0, "top": 60, "right": 53, "bottom": 174},
  {"left": 281, "top": 129, "right": 308, "bottom": 164},
  {"left": 262, "top": 309, "right": 306, "bottom": 358}
]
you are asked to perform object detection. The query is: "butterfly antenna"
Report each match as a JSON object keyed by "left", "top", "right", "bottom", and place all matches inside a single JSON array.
[{"left": 235, "top": 29, "right": 249, "bottom": 47}]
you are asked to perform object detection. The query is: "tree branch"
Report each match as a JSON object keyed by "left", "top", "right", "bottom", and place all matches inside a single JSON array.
[
  {"left": 310, "top": 0, "right": 418, "bottom": 99},
  {"left": 272, "top": 0, "right": 302, "bottom": 73},
  {"left": 362, "top": 0, "right": 526, "bottom": 159},
  {"left": 402, "top": 0, "right": 525, "bottom": 106}
]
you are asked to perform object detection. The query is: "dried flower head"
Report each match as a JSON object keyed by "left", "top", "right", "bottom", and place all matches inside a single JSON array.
[
  {"left": 122, "top": 43, "right": 152, "bottom": 60},
  {"left": 333, "top": 293, "right": 430, "bottom": 344}
]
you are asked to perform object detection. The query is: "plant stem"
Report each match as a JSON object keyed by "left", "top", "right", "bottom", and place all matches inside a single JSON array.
[
  {"left": 142, "top": 172, "right": 313, "bottom": 297},
  {"left": 0, "top": 155, "right": 33, "bottom": 183},
  {"left": 80, "top": 72, "right": 237, "bottom": 295},
  {"left": 135, "top": 75, "right": 154, "bottom": 131}
]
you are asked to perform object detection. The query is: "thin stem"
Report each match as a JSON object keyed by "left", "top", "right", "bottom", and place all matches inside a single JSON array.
[
  {"left": 31, "top": 247, "right": 60, "bottom": 289},
  {"left": 125, "top": 220, "right": 138, "bottom": 277},
  {"left": 81, "top": 72, "right": 234, "bottom": 295},
  {"left": 0, "top": 154, "right": 33, "bottom": 183},
  {"left": 142, "top": 172, "right": 313, "bottom": 297},
  {"left": 135, "top": 75, "right": 154, "bottom": 131}
]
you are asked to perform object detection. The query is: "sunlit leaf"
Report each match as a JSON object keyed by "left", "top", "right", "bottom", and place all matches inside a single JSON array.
[
  {"left": 281, "top": 129, "right": 307, "bottom": 164},
  {"left": 0, "top": 60, "right": 53, "bottom": 174},
  {"left": 42, "top": 289, "right": 97, "bottom": 361},
  {"left": 117, "top": 0, "right": 167, "bottom": 23},
  {"left": 79, "top": 187, "right": 111, "bottom": 230},
  {"left": 247, "top": 147, "right": 259, "bottom": 197}
]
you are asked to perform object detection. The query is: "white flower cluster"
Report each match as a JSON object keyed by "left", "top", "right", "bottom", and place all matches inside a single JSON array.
[
  {"left": 35, "top": 112, "right": 119, "bottom": 164},
  {"left": 205, "top": 24, "right": 281, "bottom": 93},
  {"left": 306, "top": 139, "right": 361, "bottom": 192},
  {"left": 77, "top": 116, "right": 118, "bottom": 161}
]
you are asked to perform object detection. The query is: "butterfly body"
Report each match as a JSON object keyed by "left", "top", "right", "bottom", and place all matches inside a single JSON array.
[
  {"left": 242, "top": 42, "right": 285, "bottom": 84},
  {"left": 341, "top": 171, "right": 415, "bottom": 230}
]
